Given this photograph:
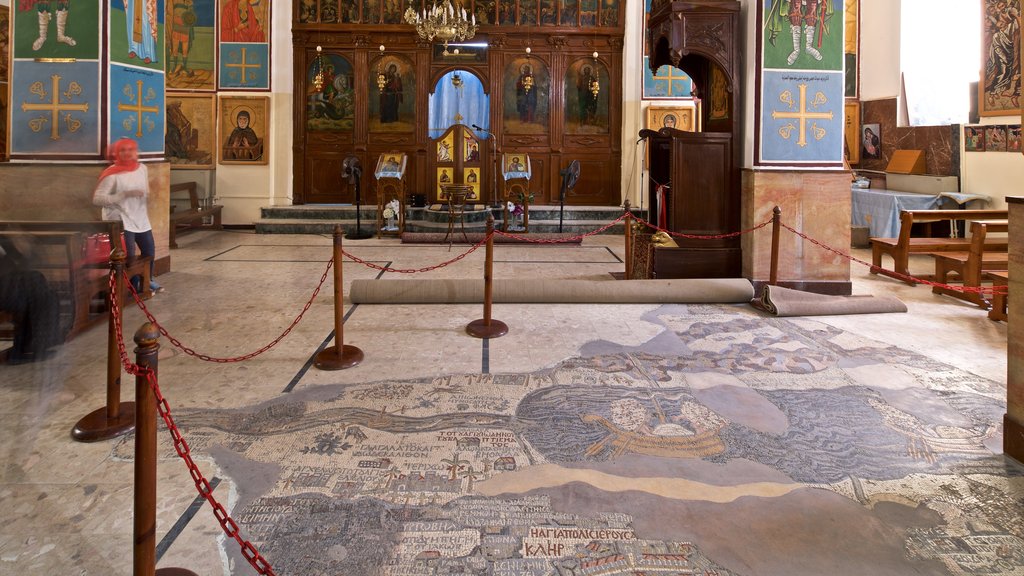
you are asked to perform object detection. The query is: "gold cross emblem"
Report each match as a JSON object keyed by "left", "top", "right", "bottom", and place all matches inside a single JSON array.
[
  {"left": 225, "top": 47, "right": 261, "bottom": 85},
  {"left": 21, "top": 74, "right": 90, "bottom": 141},
  {"left": 771, "top": 84, "right": 832, "bottom": 147},
  {"left": 117, "top": 80, "right": 159, "bottom": 138}
]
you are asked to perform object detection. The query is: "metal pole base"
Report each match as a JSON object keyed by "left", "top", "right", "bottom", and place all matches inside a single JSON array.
[
  {"left": 345, "top": 229, "right": 374, "bottom": 240},
  {"left": 71, "top": 402, "right": 136, "bottom": 442},
  {"left": 466, "top": 319, "right": 509, "bottom": 339},
  {"left": 314, "top": 344, "right": 364, "bottom": 370},
  {"left": 156, "top": 568, "right": 200, "bottom": 575}
]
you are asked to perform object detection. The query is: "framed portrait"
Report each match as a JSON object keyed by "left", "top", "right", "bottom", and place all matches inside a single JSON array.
[
  {"left": 979, "top": 0, "right": 1021, "bottom": 116},
  {"left": 844, "top": 101, "right": 861, "bottom": 165},
  {"left": 167, "top": 0, "right": 220, "bottom": 91},
  {"left": 502, "top": 153, "right": 531, "bottom": 180},
  {"left": 965, "top": 125, "right": 986, "bottom": 152},
  {"left": 464, "top": 167, "right": 481, "bottom": 198},
  {"left": 645, "top": 106, "right": 696, "bottom": 132},
  {"left": 861, "top": 123, "right": 881, "bottom": 159},
  {"left": 985, "top": 125, "right": 1007, "bottom": 152},
  {"left": 375, "top": 152, "right": 407, "bottom": 179},
  {"left": 219, "top": 95, "right": 269, "bottom": 165},
  {"left": 166, "top": 92, "right": 216, "bottom": 169},
  {"left": 1008, "top": 125, "right": 1022, "bottom": 153},
  {"left": 436, "top": 167, "right": 454, "bottom": 197},
  {"left": 0, "top": 5, "right": 9, "bottom": 83}
]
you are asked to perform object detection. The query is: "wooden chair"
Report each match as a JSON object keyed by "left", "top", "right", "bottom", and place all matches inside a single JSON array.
[{"left": 929, "top": 220, "right": 1008, "bottom": 308}]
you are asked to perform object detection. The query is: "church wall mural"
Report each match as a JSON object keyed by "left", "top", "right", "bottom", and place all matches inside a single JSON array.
[
  {"left": 166, "top": 92, "right": 216, "bottom": 168},
  {"left": 110, "top": 0, "right": 165, "bottom": 71},
  {"left": 12, "top": 0, "right": 100, "bottom": 60},
  {"left": 564, "top": 58, "right": 609, "bottom": 135},
  {"left": 219, "top": 94, "right": 269, "bottom": 164},
  {"left": 369, "top": 54, "right": 415, "bottom": 133},
  {"left": 218, "top": 0, "right": 271, "bottom": 90},
  {"left": 166, "top": 0, "right": 219, "bottom": 91},
  {"left": 756, "top": 0, "right": 846, "bottom": 167},
  {"left": 980, "top": 0, "right": 1021, "bottom": 116},
  {"left": 307, "top": 52, "right": 355, "bottom": 132},
  {"left": 503, "top": 57, "right": 550, "bottom": 135},
  {"left": 109, "top": 64, "right": 166, "bottom": 155}
]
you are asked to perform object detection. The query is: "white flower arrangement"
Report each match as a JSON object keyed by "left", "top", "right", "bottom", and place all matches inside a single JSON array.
[
  {"left": 382, "top": 207, "right": 396, "bottom": 220},
  {"left": 381, "top": 199, "right": 401, "bottom": 230}
]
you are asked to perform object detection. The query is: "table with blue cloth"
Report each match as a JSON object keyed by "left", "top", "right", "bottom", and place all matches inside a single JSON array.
[{"left": 851, "top": 188, "right": 990, "bottom": 238}]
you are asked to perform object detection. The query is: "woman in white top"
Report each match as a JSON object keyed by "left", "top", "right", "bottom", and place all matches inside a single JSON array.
[{"left": 92, "top": 138, "right": 162, "bottom": 294}]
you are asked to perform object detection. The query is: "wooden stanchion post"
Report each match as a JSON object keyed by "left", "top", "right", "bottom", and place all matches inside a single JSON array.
[
  {"left": 132, "top": 323, "right": 197, "bottom": 576},
  {"left": 624, "top": 199, "right": 633, "bottom": 280},
  {"left": 770, "top": 206, "right": 781, "bottom": 286},
  {"left": 72, "top": 243, "right": 136, "bottom": 442},
  {"left": 467, "top": 214, "right": 509, "bottom": 338},
  {"left": 315, "top": 225, "right": 364, "bottom": 370}
]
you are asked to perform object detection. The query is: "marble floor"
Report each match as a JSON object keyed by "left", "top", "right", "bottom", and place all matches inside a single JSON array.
[{"left": 0, "top": 228, "right": 1015, "bottom": 576}]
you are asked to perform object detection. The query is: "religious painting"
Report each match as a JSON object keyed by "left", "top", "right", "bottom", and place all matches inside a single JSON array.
[
  {"left": 219, "top": 95, "right": 268, "bottom": 164},
  {"left": 363, "top": 0, "right": 381, "bottom": 23},
  {"left": 980, "top": 0, "right": 1021, "bottom": 116},
  {"left": 964, "top": 126, "right": 985, "bottom": 152},
  {"left": 298, "top": 0, "right": 317, "bottom": 22},
  {"left": 436, "top": 166, "right": 454, "bottom": 197},
  {"left": 473, "top": 0, "right": 494, "bottom": 24},
  {"left": 12, "top": 0, "right": 100, "bottom": 60},
  {"left": 369, "top": 54, "right": 415, "bottom": 133},
  {"left": 306, "top": 52, "right": 355, "bottom": 132},
  {"left": 759, "top": 69, "right": 845, "bottom": 165},
  {"left": 600, "top": 0, "right": 618, "bottom": 26},
  {"left": 844, "top": 100, "right": 860, "bottom": 164},
  {"left": 219, "top": 0, "right": 268, "bottom": 42},
  {"left": 110, "top": 0, "right": 165, "bottom": 71},
  {"left": 375, "top": 152, "right": 407, "bottom": 179},
  {"left": 436, "top": 132, "right": 455, "bottom": 162},
  {"left": 708, "top": 64, "right": 730, "bottom": 120},
  {"left": 464, "top": 167, "right": 481, "bottom": 198},
  {"left": 499, "top": 0, "right": 515, "bottom": 24},
  {"left": 861, "top": 123, "right": 881, "bottom": 159},
  {"left": 985, "top": 125, "right": 1007, "bottom": 152},
  {"left": 564, "top": 58, "right": 609, "bottom": 135},
  {"left": 761, "top": 0, "right": 843, "bottom": 72},
  {"left": 502, "top": 153, "right": 531, "bottom": 179},
  {"left": 382, "top": 0, "right": 404, "bottom": 23},
  {"left": 9, "top": 60, "right": 101, "bottom": 157},
  {"left": 0, "top": 5, "right": 9, "bottom": 82},
  {"left": 110, "top": 64, "right": 166, "bottom": 155},
  {"left": 503, "top": 57, "right": 550, "bottom": 134},
  {"left": 219, "top": 42, "right": 269, "bottom": 89},
  {"left": 643, "top": 57, "right": 693, "bottom": 99},
  {"left": 844, "top": 0, "right": 858, "bottom": 98},
  {"left": 539, "top": 0, "right": 556, "bottom": 25},
  {"left": 166, "top": 0, "right": 218, "bottom": 91},
  {"left": 559, "top": 0, "right": 577, "bottom": 25},
  {"left": 580, "top": 0, "right": 597, "bottom": 25},
  {"left": 166, "top": 92, "right": 216, "bottom": 169},
  {"left": 1008, "top": 125, "right": 1022, "bottom": 153},
  {"left": 463, "top": 136, "right": 481, "bottom": 163},
  {"left": 645, "top": 106, "right": 695, "bottom": 132},
  {"left": 519, "top": 0, "right": 538, "bottom": 25}
]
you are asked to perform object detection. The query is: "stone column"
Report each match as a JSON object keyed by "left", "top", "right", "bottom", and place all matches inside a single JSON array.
[{"left": 1005, "top": 197, "right": 1024, "bottom": 462}]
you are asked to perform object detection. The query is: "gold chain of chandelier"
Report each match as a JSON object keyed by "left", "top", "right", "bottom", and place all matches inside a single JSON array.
[{"left": 404, "top": 0, "right": 477, "bottom": 55}]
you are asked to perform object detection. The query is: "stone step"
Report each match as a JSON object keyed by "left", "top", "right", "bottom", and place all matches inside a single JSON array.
[{"left": 254, "top": 218, "right": 631, "bottom": 236}]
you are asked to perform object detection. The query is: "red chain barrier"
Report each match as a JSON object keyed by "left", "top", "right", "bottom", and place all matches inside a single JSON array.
[
  {"left": 119, "top": 258, "right": 333, "bottom": 363},
  {"left": 494, "top": 213, "right": 630, "bottom": 243},
  {"left": 630, "top": 213, "right": 775, "bottom": 240},
  {"left": 109, "top": 278, "right": 277, "bottom": 576},
  {"left": 341, "top": 234, "right": 489, "bottom": 272},
  {"left": 778, "top": 221, "right": 1008, "bottom": 296}
]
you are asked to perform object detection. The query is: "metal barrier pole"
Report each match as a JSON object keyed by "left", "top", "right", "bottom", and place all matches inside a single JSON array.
[
  {"left": 467, "top": 215, "right": 509, "bottom": 338},
  {"left": 770, "top": 206, "right": 781, "bottom": 286},
  {"left": 72, "top": 245, "right": 136, "bottom": 442},
  {"left": 624, "top": 199, "right": 633, "bottom": 280},
  {"left": 315, "top": 225, "right": 364, "bottom": 370},
  {"left": 132, "top": 323, "right": 197, "bottom": 576}
]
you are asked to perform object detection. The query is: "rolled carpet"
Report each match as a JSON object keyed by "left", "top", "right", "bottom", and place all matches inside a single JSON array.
[
  {"left": 349, "top": 278, "right": 755, "bottom": 304},
  {"left": 753, "top": 285, "right": 907, "bottom": 317}
]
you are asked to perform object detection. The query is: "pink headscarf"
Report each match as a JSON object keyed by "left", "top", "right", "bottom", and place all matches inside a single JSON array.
[{"left": 99, "top": 139, "right": 141, "bottom": 181}]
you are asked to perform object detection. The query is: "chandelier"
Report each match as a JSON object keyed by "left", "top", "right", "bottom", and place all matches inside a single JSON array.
[{"left": 404, "top": 0, "right": 477, "bottom": 55}]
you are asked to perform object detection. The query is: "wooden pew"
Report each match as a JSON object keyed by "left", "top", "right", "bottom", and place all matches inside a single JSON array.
[
  {"left": 869, "top": 209, "right": 1009, "bottom": 284},
  {"left": 0, "top": 221, "right": 151, "bottom": 341},
  {"left": 929, "top": 220, "right": 1009, "bottom": 307},
  {"left": 986, "top": 271, "right": 1008, "bottom": 322},
  {"left": 169, "top": 182, "right": 223, "bottom": 248}
]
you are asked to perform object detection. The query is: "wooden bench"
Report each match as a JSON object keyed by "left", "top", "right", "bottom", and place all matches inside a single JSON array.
[
  {"left": 169, "top": 182, "right": 223, "bottom": 248},
  {"left": 929, "top": 220, "right": 1009, "bottom": 308},
  {"left": 869, "top": 209, "right": 1009, "bottom": 284},
  {"left": 985, "top": 270, "right": 1008, "bottom": 322},
  {"left": 0, "top": 221, "right": 151, "bottom": 341}
]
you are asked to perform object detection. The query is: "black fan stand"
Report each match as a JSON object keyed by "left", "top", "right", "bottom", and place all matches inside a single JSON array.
[{"left": 345, "top": 164, "right": 373, "bottom": 240}]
